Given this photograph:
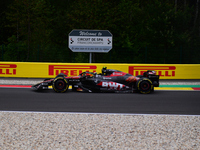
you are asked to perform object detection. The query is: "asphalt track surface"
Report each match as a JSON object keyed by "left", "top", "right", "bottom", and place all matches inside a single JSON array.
[{"left": 0, "top": 88, "right": 200, "bottom": 115}]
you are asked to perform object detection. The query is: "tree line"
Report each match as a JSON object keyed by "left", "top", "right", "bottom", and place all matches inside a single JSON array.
[{"left": 0, "top": 0, "right": 200, "bottom": 63}]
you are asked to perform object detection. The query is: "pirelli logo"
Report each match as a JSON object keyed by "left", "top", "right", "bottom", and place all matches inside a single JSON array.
[
  {"left": 129, "top": 66, "right": 176, "bottom": 77},
  {"left": 0, "top": 64, "right": 17, "bottom": 75},
  {"left": 49, "top": 65, "right": 97, "bottom": 76}
]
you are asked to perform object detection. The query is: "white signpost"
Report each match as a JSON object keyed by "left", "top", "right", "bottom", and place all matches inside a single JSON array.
[{"left": 68, "top": 30, "right": 113, "bottom": 63}]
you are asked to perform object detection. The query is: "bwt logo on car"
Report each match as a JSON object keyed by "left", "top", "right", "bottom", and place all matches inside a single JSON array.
[
  {"left": 0, "top": 64, "right": 17, "bottom": 75},
  {"left": 98, "top": 81, "right": 125, "bottom": 90},
  {"left": 129, "top": 66, "right": 176, "bottom": 77},
  {"left": 49, "top": 65, "right": 97, "bottom": 76}
]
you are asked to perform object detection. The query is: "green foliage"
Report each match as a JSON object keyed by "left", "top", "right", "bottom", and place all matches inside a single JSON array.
[
  {"left": 5, "top": 0, "right": 54, "bottom": 61},
  {"left": 3, "top": 35, "right": 26, "bottom": 61},
  {"left": 1, "top": 0, "right": 200, "bottom": 63}
]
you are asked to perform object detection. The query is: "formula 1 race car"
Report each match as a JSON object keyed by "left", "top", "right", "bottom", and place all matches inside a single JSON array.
[{"left": 32, "top": 67, "right": 159, "bottom": 94}]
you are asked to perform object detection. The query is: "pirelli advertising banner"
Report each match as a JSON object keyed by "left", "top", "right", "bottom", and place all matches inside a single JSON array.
[{"left": 0, "top": 62, "right": 200, "bottom": 79}]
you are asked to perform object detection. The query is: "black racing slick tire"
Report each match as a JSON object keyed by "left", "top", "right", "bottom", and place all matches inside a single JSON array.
[
  {"left": 52, "top": 77, "right": 69, "bottom": 93},
  {"left": 136, "top": 78, "right": 153, "bottom": 94}
]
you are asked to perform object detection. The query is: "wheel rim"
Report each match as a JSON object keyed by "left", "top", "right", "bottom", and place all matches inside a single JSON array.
[
  {"left": 55, "top": 80, "right": 65, "bottom": 89},
  {"left": 141, "top": 81, "right": 150, "bottom": 91}
]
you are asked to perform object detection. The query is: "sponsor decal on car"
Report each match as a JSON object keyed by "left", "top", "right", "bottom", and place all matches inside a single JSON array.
[
  {"left": 98, "top": 81, "right": 125, "bottom": 90},
  {"left": 126, "top": 76, "right": 137, "bottom": 83},
  {"left": 112, "top": 72, "right": 123, "bottom": 76},
  {"left": 129, "top": 66, "right": 176, "bottom": 77},
  {"left": 49, "top": 65, "right": 97, "bottom": 76},
  {"left": 0, "top": 64, "right": 17, "bottom": 75}
]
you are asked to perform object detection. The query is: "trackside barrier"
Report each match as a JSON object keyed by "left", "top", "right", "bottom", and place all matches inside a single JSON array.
[{"left": 0, "top": 62, "right": 200, "bottom": 79}]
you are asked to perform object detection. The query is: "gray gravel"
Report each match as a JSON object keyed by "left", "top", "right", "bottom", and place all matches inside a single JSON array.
[{"left": 0, "top": 112, "right": 199, "bottom": 149}]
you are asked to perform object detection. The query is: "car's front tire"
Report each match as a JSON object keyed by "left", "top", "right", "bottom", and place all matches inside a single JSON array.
[{"left": 52, "top": 77, "right": 69, "bottom": 93}]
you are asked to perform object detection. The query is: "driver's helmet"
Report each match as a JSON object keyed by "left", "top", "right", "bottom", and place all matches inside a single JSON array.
[{"left": 102, "top": 66, "right": 107, "bottom": 74}]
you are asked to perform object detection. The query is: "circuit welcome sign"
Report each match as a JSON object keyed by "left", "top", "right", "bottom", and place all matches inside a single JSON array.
[{"left": 68, "top": 30, "right": 113, "bottom": 53}]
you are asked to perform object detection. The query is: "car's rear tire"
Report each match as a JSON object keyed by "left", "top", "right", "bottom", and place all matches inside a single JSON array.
[
  {"left": 52, "top": 77, "right": 69, "bottom": 93},
  {"left": 136, "top": 78, "right": 153, "bottom": 94}
]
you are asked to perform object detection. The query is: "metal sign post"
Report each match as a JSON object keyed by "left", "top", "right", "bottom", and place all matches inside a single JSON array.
[
  {"left": 68, "top": 30, "right": 113, "bottom": 63},
  {"left": 89, "top": 52, "right": 92, "bottom": 63}
]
